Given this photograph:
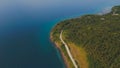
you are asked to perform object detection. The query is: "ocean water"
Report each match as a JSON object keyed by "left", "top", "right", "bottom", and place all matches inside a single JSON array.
[{"left": 0, "top": 0, "right": 120, "bottom": 68}]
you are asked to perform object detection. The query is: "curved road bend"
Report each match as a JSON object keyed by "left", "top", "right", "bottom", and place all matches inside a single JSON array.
[{"left": 60, "top": 30, "right": 78, "bottom": 68}]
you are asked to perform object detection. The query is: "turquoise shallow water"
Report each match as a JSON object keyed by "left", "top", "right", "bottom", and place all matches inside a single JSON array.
[{"left": 0, "top": 0, "right": 120, "bottom": 68}]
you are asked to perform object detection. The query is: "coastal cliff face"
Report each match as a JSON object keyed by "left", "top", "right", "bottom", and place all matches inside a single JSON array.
[{"left": 50, "top": 6, "right": 120, "bottom": 68}]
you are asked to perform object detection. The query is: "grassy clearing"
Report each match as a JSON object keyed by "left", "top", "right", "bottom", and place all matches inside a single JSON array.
[{"left": 67, "top": 42, "right": 89, "bottom": 68}]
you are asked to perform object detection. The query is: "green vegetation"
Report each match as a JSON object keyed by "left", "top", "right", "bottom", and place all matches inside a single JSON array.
[{"left": 51, "top": 6, "right": 120, "bottom": 68}]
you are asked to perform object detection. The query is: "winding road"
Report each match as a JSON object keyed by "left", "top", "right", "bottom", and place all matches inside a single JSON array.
[{"left": 60, "top": 30, "right": 78, "bottom": 68}]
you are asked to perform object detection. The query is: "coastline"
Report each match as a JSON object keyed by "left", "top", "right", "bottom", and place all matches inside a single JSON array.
[
  {"left": 49, "top": 5, "right": 120, "bottom": 68},
  {"left": 50, "top": 30, "right": 88, "bottom": 68},
  {"left": 54, "top": 42, "right": 69, "bottom": 68},
  {"left": 50, "top": 34, "right": 71, "bottom": 68}
]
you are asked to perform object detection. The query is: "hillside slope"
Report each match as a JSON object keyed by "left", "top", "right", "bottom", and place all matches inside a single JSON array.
[{"left": 51, "top": 6, "right": 120, "bottom": 68}]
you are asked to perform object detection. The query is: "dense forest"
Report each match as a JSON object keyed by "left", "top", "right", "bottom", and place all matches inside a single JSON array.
[{"left": 51, "top": 6, "right": 120, "bottom": 68}]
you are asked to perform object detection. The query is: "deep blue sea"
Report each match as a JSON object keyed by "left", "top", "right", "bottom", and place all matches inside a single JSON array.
[{"left": 0, "top": 0, "right": 120, "bottom": 68}]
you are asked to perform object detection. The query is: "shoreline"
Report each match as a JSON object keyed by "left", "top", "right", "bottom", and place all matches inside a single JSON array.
[
  {"left": 49, "top": 5, "right": 120, "bottom": 68},
  {"left": 50, "top": 35, "right": 69, "bottom": 68},
  {"left": 60, "top": 30, "right": 78, "bottom": 68}
]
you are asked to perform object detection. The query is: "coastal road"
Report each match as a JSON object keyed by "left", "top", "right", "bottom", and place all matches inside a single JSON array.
[{"left": 60, "top": 30, "right": 78, "bottom": 68}]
